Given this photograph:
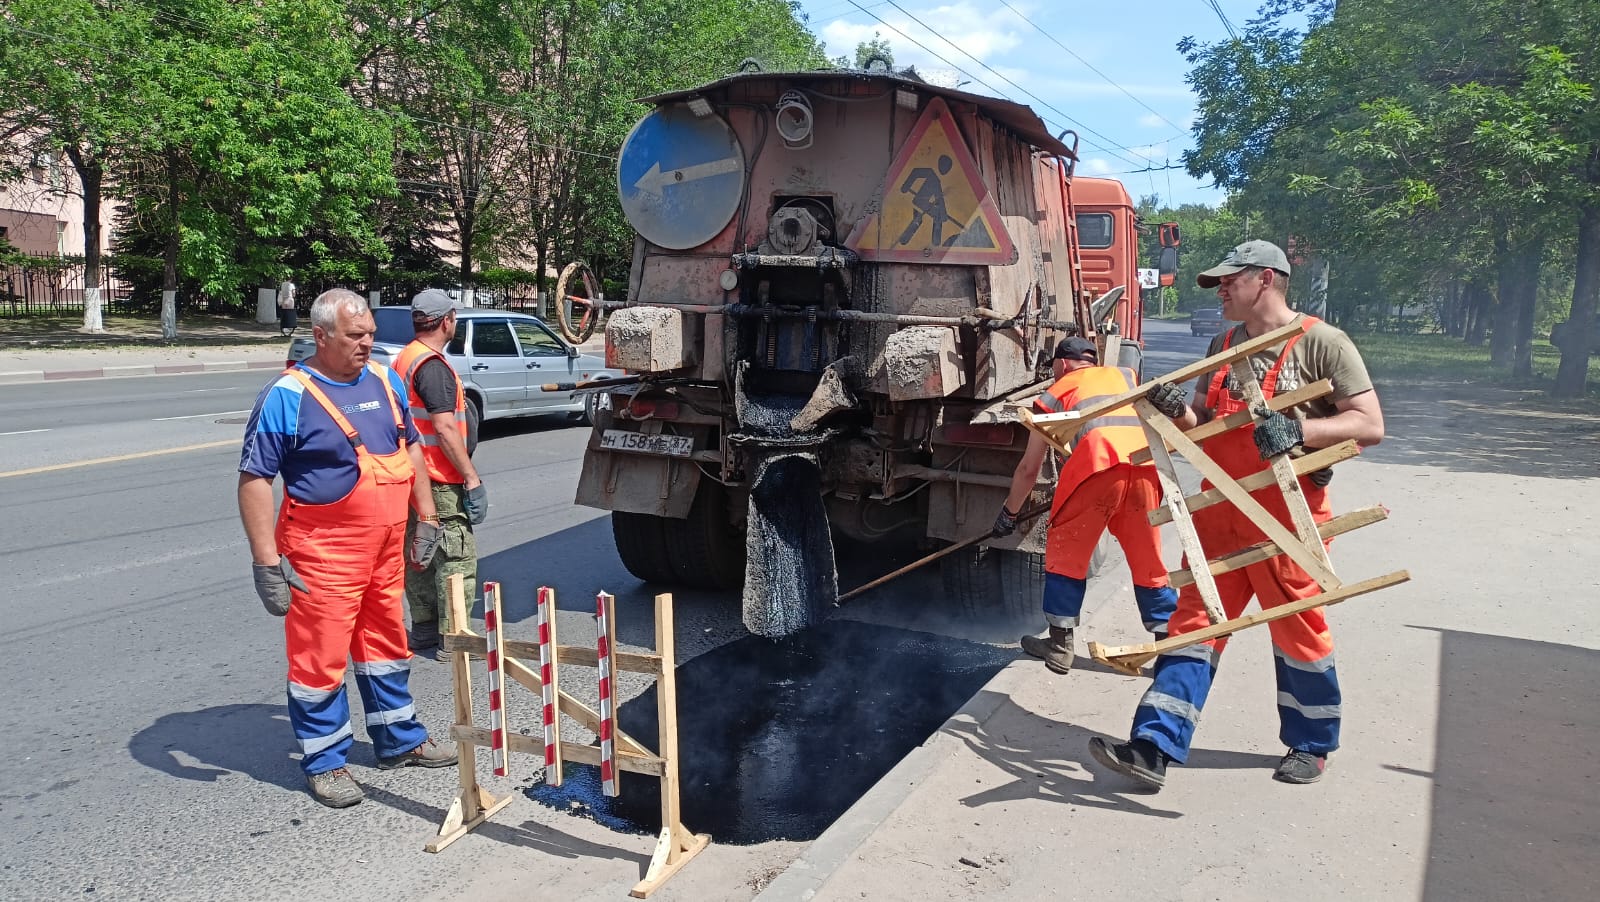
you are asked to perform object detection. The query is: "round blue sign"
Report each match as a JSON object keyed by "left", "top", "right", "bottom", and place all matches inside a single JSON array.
[{"left": 617, "top": 104, "right": 746, "bottom": 251}]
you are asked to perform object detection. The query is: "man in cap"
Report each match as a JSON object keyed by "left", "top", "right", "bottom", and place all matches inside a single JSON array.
[
  {"left": 392, "top": 289, "right": 488, "bottom": 659},
  {"left": 995, "top": 335, "right": 1177, "bottom": 674},
  {"left": 1089, "top": 239, "right": 1384, "bottom": 789}
]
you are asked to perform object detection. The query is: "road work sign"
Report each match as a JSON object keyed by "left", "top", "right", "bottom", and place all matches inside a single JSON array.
[
  {"left": 846, "top": 97, "right": 1016, "bottom": 265},
  {"left": 618, "top": 103, "right": 746, "bottom": 250}
]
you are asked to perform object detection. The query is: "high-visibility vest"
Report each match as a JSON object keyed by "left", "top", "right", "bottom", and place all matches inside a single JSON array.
[
  {"left": 393, "top": 340, "right": 467, "bottom": 485},
  {"left": 1034, "top": 365, "right": 1147, "bottom": 470}
]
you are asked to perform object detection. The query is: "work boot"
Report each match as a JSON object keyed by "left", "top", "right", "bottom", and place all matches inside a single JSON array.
[
  {"left": 407, "top": 621, "right": 440, "bottom": 654},
  {"left": 1273, "top": 749, "right": 1328, "bottom": 784},
  {"left": 377, "top": 737, "right": 459, "bottom": 770},
  {"left": 1020, "top": 627, "right": 1075, "bottom": 674},
  {"left": 306, "top": 767, "right": 365, "bottom": 808},
  {"left": 1088, "top": 737, "right": 1168, "bottom": 790}
]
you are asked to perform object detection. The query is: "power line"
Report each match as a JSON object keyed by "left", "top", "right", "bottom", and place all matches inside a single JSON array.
[
  {"left": 1202, "top": 0, "right": 1240, "bottom": 40},
  {"left": 1098, "top": 161, "right": 1186, "bottom": 176},
  {"left": 995, "top": 0, "right": 1189, "bottom": 139}
]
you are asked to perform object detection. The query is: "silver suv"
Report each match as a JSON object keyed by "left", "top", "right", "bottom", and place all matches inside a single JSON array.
[{"left": 286, "top": 306, "right": 621, "bottom": 449}]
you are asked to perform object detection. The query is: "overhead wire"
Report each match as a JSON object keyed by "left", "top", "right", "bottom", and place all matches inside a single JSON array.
[{"left": 1203, "top": 0, "right": 1241, "bottom": 40}]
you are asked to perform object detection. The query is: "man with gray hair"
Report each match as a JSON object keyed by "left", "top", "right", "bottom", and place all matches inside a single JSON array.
[{"left": 238, "top": 289, "right": 457, "bottom": 809}]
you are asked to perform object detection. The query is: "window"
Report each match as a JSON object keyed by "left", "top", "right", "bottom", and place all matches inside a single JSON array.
[
  {"left": 469, "top": 320, "right": 518, "bottom": 356},
  {"left": 373, "top": 307, "right": 416, "bottom": 345},
  {"left": 513, "top": 321, "right": 566, "bottom": 357},
  {"left": 1076, "top": 213, "right": 1114, "bottom": 249}
]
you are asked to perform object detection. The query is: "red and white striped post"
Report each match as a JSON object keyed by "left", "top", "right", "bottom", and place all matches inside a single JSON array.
[
  {"left": 596, "top": 591, "right": 618, "bottom": 797},
  {"left": 484, "top": 582, "right": 509, "bottom": 778},
  {"left": 536, "top": 585, "right": 563, "bottom": 786}
]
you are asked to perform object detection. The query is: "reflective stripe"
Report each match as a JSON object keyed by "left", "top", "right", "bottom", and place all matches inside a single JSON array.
[
  {"left": 298, "top": 722, "right": 353, "bottom": 755},
  {"left": 1139, "top": 689, "right": 1202, "bottom": 724},
  {"left": 288, "top": 682, "right": 340, "bottom": 704},
  {"left": 1164, "top": 644, "right": 1218, "bottom": 665},
  {"left": 418, "top": 434, "right": 443, "bottom": 447},
  {"left": 365, "top": 703, "right": 416, "bottom": 727},
  {"left": 1069, "top": 416, "right": 1145, "bottom": 448},
  {"left": 1070, "top": 392, "right": 1119, "bottom": 413},
  {"left": 1142, "top": 620, "right": 1165, "bottom": 632},
  {"left": 1035, "top": 392, "right": 1066, "bottom": 413},
  {"left": 1277, "top": 691, "right": 1341, "bottom": 720},
  {"left": 1274, "top": 647, "right": 1337, "bottom": 673},
  {"left": 351, "top": 659, "right": 410, "bottom": 677}
]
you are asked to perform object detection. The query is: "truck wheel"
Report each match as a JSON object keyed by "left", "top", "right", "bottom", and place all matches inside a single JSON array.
[
  {"left": 612, "top": 511, "right": 678, "bottom": 585},
  {"left": 941, "top": 539, "right": 1108, "bottom": 628},
  {"left": 611, "top": 481, "right": 744, "bottom": 590}
]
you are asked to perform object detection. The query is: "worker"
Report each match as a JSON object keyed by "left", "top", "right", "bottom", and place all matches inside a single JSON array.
[
  {"left": 393, "top": 289, "right": 488, "bottom": 659},
  {"left": 994, "top": 336, "right": 1176, "bottom": 673},
  {"left": 238, "top": 288, "right": 458, "bottom": 809},
  {"left": 1089, "top": 240, "right": 1384, "bottom": 789}
]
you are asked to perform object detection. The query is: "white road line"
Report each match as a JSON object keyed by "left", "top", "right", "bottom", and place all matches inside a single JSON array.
[
  {"left": 152, "top": 409, "right": 251, "bottom": 421},
  {"left": 183, "top": 388, "right": 235, "bottom": 394},
  {"left": 0, "top": 428, "right": 50, "bottom": 436}
]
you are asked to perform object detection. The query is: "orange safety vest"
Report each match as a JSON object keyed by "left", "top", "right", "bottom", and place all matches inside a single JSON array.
[
  {"left": 1035, "top": 365, "right": 1148, "bottom": 501},
  {"left": 393, "top": 340, "right": 467, "bottom": 485},
  {"left": 274, "top": 364, "right": 416, "bottom": 539}
]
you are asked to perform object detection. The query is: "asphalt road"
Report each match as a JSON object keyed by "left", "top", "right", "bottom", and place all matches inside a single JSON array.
[{"left": 0, "top": 320, "right": 1215, "bottom": 901}]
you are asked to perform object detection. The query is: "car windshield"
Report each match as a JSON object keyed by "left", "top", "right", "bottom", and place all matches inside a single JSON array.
[{"left": 373, "top": 307, "right": 416, "bottom": 345}]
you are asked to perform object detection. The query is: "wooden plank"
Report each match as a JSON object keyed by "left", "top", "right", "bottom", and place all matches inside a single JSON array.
[
  {"left": 631, "top": 831, "right": 711, "bottom": 899},
  {"left": 1169, "top": 506, "right": 1387, "bottom": 588},
  {"left": 1087, "top": 570, "right": 1410, "bottom": 675},
  {"left": 655, "top": 593, "right": 686, "bottom": 863},
  {"left": 445, "top": 573, "right": 480, "bottom": 821},
  {"left": 1135, "top": 399, "right": 1226, "bottom": 624},
  {"left": 1141, "top": 410, "right": 1343, "bottom": 590},
  {"left": 1230, "top": 358, "right": 1332, "bottom": 572},
  {"left": 1025, "top": 320, "right": 1310, "bottom": 445},
  {"left": 449, "top": 724, "right": 667, "bottom": 776},
  {"left": 1127, "top": 380, "right": 1332, "bottom": 465},
  {"left": 442, "top": 633, "right": 663, "bottom": 675},
  {"left": 1148, "top": 441, "right": 1359, "bottom": 526},
  {"left": 538, "top": 586, "right": 563, "bottom": 787},
  {"left": 499, "top": 657, "right": 655, "bottom": 759},
  {"left": 1018, "top": 407, "right": 1072, "bottom": 458},
  {"left": 424, "top": 790, "right": 513, "bottom": 854}
]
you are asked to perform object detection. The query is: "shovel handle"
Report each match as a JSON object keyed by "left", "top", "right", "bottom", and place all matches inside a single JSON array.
[{"left": 836, "top": 502, "right": 1051, "bottom": 605}]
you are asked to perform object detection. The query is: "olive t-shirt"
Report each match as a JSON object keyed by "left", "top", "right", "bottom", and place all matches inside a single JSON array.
[
  {"left": 1192, "top": 314, "right": 1373, "bottom": 421},
  {"left": 412, "top": 356, "right": 460, "bottom": 415}
]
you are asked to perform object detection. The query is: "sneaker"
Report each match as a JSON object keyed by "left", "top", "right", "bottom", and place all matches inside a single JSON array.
[
  {"left": 1088, "top": 737, "right": 1168, "bottom": 790},
  {"left": 377, "top": 737, "right": 459, "bottom": 770},
  {"left": 1019, "top": 627, "right": 1075, "bottom": 674},
  {"left": 407, "top": 621, "right": 441, "bottom": 654},
  {"left": 306, "top": 767, "right": 365, "bottom": 808},
  {"left": 1273, "top": 749, "right": 1328, "bottom": 784}
]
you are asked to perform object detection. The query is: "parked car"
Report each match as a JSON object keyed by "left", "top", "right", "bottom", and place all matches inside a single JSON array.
[
  {"left": 1189, "top": 307, "right": 1235, "bottom": 337},
  {"left": 285, "top": 306, "right": 622, "bottom": 449}
]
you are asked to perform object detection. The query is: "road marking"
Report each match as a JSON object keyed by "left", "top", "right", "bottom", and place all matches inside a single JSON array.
[
  {"left": 0, "top": 439, "right": 239, "bottom": 478},
  {"left": 183, "top": 388, "right": 235, "bottom": 394},
  {"left": 152, "top": 409, "right": 251, "bottom": 421},
  {"left": 0, "top": 429, "right": 50, "bottom": 436}
]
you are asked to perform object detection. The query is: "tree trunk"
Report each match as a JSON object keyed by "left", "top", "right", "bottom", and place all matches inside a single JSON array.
[
  {"left": 1510, "top": 240, "right": 1544, "bottom": 378},
  {"left": 64, "top": 146, "right": 106, "bottom": 333},
  {"left": 1305, "top": 255, "right": 1329, "bottom": 319},
  {"left": 1465, "top": 280, "right": 1488, "bottom": 345},
  {"left": 1553, "top": 199, "right": 1600, "bottom": 397},
  {"left": 1490, "top": 234, "right": 1515, "bottom": 366},
  {"left": 161, "top": 151, "right": 180, "bottom": 341}
]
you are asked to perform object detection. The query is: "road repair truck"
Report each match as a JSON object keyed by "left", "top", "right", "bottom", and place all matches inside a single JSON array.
[{"left": 569, "top": 67, "right": 1172, "bottom": 632}]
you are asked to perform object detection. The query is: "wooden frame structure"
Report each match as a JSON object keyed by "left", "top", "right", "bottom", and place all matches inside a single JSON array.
[
  {"left": 425, "top": 575, "right": 709, "bottom": 898},
  {"left": 1018, "top": 320, "right": 1410, "bottom": 675}
]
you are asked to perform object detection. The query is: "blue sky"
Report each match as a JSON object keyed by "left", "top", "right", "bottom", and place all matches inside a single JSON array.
[{"left": 792, "top": 0, "right": 1266, "bottom": 208}]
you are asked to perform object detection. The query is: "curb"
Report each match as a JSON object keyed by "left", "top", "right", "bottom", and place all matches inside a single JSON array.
[
  {"left": 0, "top": 359, "right": 283, "bottom": 385},
  {"left": 753, "top": 655, "right": 1030, "bottom": 902}
]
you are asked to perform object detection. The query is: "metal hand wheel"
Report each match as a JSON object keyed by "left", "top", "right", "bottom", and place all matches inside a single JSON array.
[{"left": 555, "top": 261, "right": 602, "bottom": 344}]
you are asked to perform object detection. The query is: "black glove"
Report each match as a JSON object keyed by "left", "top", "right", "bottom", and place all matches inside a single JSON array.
[
  {"left": 410, "top": 519, "right": 442, "bottom": 570},
  {"left": 464, "top": 483, "right": 488, "bottom": 525},
  {"left": 1147, "top": 381, "right": 1188, "bottom": 419},
  {"left": 252, "top": 555, "right": 306, "bottom": 617},
  {"left": 1306, "top": 466, "right": 1334, "bottom": 488},
  {"left": 1252, "top": 406, "right": 1304, "bottom": 460},
  {"left": 992, "top": 505, "right": 1019, "bottom": 538}
]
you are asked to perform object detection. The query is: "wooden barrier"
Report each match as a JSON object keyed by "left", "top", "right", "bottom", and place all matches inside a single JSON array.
[{"left": 425, "top": 576, "right": 708, "bottom": 898}]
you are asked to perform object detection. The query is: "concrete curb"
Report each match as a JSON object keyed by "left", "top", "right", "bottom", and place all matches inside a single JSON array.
[
  {"left": 754, "top": 655, "right": 1032, "bottom": 902},
  {"left": 0, "top": 359, "right": 283, "bottom": 384}
]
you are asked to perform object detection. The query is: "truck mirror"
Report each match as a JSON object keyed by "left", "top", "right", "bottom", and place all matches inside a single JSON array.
[
  {"left": 1159, "top": 246, "right": 1178, "bottom": 278},
  {"left": 1159, "top": 222, "right": 1181, "bottom": 248}
]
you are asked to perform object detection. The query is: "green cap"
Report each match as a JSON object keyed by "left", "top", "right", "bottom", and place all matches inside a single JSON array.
[{"left": 1196, "top": 239, "right": 1291, "bottom": 288}]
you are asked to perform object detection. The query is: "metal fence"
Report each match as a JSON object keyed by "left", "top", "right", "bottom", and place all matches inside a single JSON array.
[{"left": 0, "top": 254, "right": 136, "bottom": 316}]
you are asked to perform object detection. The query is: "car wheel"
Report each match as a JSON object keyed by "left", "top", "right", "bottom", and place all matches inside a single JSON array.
[{"left": 465, "top": 395, "right": 482, "bottom": 456}]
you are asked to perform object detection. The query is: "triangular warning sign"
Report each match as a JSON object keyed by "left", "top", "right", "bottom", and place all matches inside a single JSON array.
[{"left": 845, "top": 97, "right": 1017, "bottom": 265}]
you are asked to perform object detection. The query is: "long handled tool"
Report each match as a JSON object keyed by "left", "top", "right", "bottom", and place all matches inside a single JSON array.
[{"left": 836, "top": 502, "right": 1052, "bottom": 605}]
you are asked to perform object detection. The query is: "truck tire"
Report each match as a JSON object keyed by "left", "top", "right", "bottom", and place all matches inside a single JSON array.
[
  {"left": 611, "top": 481, "right": 744, "bottom": 590},
  {"left": 612, "top": 511, "right": 678, "bottom": 585},
  {"left": 941, "top": 538, "right": 1108, "bottom": 627}
]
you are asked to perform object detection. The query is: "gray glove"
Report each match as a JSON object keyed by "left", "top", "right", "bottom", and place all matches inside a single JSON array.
[
  {"left": 252, "top": 556, "right": 306, "bottom": 617},
  {"left": 410, "top": 518, "right": 442, "bottom": 570},
  {"left": 1252, "top": 405, "right": 1304, "bottom": 460},
  {"left": 1147, "top": 381, "right": 1188, "bottom": 419},
  {"left": 992, "top": 505, "right": 1019, "bottom": 538},
  {"left": 464, "top": 483, "right": 488, "bottom": 525}
]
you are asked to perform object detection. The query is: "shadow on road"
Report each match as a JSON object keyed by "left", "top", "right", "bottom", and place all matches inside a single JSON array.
[
  {"left": 1414, "top": 627, "right": 1598, "bottom": 900},
  {"left": 1363, "top": 381, "right": 1600, "bottom": 479},
  {"left": 127, "top": 703, "right": 305, "bottom": 792}
]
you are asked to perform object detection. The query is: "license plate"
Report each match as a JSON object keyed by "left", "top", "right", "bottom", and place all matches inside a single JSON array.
[{"left": 599, "top": 429, "right": 694, "bottom": 458}]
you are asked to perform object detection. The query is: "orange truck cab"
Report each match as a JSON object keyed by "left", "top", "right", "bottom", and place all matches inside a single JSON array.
[{"left": 1070, "top": 176, "right": 1146, "bottom": 374}]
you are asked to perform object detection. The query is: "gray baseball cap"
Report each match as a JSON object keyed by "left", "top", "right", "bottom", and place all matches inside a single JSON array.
[
  {"left": 1196, "top": 239, "right": 1292, "bottom": 288},
  {"left": 411, "top": 288, "right": 456, "bottom": 318}
]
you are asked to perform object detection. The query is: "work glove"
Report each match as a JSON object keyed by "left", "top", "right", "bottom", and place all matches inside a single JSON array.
[
  {"left": 1306, "top": 467, "right": 1334, "bottom": 488},
  {"left": 1146, "top": 381, "right": 1188, "bottom": 419},
  {"left": 1252, "top": 405, "right": 1304, "bottom": 460},
  {"left": 252, "top": 555, "right": 306, "bottom": 617},
  {"left": 991, "top": 505, "right": 1020, "bottom": 538},
  {"left": 410, "top": 519, "right": 442, "bottom": 570},
  {"left": 464, "top": 483, "right": 489, "bottom": 526}
]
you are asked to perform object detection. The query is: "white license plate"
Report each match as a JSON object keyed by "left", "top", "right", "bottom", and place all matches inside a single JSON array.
[{"left": 599, "top": 429, "right": 694, "bottom": 458}]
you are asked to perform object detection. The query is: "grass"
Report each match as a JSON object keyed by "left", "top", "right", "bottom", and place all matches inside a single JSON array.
[
  {"left": 1351, "top": 330, "right": 1600, "bottom": 407},
  {"left": 0, "top": 311, "right": 286, "bottom": 349}
]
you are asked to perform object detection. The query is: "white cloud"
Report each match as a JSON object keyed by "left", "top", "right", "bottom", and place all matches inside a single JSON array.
[
  {"left": 818, "top": 2, "right": 1025, "bottom": 78},
  {"left": 1083, "top": 158, "right": 1114, "bottom": 175},
  {"left": 1137, "top": 113, "right": 1166, "bottom": 128}
]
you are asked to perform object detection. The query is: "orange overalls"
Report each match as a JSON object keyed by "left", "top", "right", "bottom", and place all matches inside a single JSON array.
[
  {"left": 278, "top": 366, "right": 429, "bottom": 775},
  {"left": 1132, "top": 322, "right": 1342, "bottom": 763},
  {"left": 1034, "top": 366, "right": 1175, "bottom": 636}
]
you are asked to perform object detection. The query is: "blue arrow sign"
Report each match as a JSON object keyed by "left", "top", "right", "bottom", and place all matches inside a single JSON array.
[{"left": 617, "top": 104, "right": 746, "bottom": 251}]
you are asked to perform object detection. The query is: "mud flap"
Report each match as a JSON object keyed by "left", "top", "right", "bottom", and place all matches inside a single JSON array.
[{"left": 575, "top": 447, "right": 701, "bottom": 519}]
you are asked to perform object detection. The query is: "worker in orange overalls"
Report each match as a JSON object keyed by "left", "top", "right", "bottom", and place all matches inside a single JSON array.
[
  {"left": 995, "top": 336, "right": 1176, "bottom": 674},
  {"left": 1089, "top": 240, "right": 1385, "bottom": 789},
  {"left": 239, "top": 289, "right": 458, "bottom": 809}
]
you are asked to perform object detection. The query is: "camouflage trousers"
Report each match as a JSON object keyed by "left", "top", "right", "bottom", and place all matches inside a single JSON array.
[{"left": 406, "top": 482, "right": 478, "bottom": 633}]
